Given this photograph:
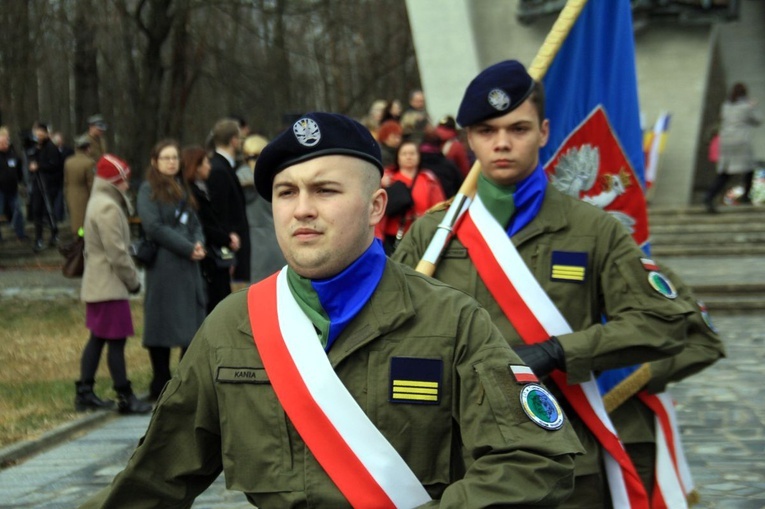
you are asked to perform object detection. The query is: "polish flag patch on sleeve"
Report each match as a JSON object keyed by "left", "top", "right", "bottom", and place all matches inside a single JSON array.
[
  {"left": 640, "top": 257, "right": 659, "bottom": 271},
  {"left": 509, "top": 364, "right": 539, "bottom": 384}
]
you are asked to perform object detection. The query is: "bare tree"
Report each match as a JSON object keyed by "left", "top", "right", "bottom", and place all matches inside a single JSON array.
[{"left": 7, "top": 0, "right": 420, "bottom": 174}]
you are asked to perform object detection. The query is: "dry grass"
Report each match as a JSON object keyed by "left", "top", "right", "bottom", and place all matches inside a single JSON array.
[{"left": 0, "top": 298, "right": 156, "bottom": 448}]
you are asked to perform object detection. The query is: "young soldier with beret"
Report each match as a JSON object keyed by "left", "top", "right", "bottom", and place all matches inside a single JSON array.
[
  {"left": 81, "top": 112, "right": 583, "bottom": 508},
  {"left": 393, "top": 60, "right": 696, "bottom": 507}
]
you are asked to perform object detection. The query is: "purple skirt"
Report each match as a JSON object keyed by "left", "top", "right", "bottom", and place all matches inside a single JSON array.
[{"left": 86, "top": 300, "right": 134, "bottom": 339}]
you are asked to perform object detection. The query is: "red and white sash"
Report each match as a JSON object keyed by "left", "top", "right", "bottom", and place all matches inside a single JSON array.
[
  {"left": 637, "top": 392, "right": 695, "bottom": 508},
  {"left": 247, "top": 270, "right": 431, "bottom": 509},
  {"left": 455, "top": 196, "right": 649, "bottom": 508}
]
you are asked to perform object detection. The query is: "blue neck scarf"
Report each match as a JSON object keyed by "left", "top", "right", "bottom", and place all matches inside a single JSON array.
[
  {"left": 287, "top": 239, "right": 387, "bottom": 351},
  {"left": 506, "top": 164, "right": 547, "bottom": 236}
]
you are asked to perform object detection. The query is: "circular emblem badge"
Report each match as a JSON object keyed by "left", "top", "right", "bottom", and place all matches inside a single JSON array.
[
  {"left": 487, "top": 88, "right": 511, "bottom": 112},
  {"left": 293, "top": 118, "right": 321, "bottom": 147},
  {"left": 647, "top": 271, "right": 678, "bottom": 299},
  {"left": 519, "top": 384, "right": 564, "bottom": 430}
]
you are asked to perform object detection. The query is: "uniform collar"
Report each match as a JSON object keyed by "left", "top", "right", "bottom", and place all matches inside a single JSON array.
[
  {"left": 511, "top": 184, "right": 570, "bottom": 247},
  {"left": 234, "top": 258, "right": 417, "bottom": 368},
  {"left": 215, "top": 149, "right": 236, "bottom": 169},
  {"left": 326, "top": 259, "right": 416, "bottom": 367}
]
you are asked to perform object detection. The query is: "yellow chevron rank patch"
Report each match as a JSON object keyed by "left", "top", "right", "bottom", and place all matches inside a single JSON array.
[
  {"left": 389, "top": 357, "right": 442, "bottom": 405},
  {"left": 550, "top": 251, "right": 588, "bottom": 283},
  {"left": 391, "top": 380, "right": 439, "bottom": 402}
]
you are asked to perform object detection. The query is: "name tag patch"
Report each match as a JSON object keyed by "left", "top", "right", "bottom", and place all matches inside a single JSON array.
[
  {"left": 217, "top": 367, "right": 269, "bottom": 384},
  {"left": 550, "top": 251, "right": 588, "bottom": 283},
  {"left": 443, "top": 246, "right": 468, "bottom": 259},
  {"left": 390, "top": 357, "right": 441, "bottom": 405}
]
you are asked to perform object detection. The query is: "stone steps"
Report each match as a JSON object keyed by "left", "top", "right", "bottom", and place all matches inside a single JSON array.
[
  {"left": 648, "top": 204, "right": 765, "bottom": 256},
  {"left": 691, "top": 283, "right": 765, "bottom": 312},
  {"left": 649, "top": 206, "right": 765, "bottom": 311}
]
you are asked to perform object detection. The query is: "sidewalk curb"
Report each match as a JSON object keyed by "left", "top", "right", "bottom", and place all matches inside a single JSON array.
[{"left": 0, "top": 410, "right": 116, "bottom": 470}]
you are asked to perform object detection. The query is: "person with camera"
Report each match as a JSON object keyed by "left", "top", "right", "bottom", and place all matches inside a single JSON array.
[
  {"left": 76, "top": 155, "right": 151, "bottom": 415},
  {"left": 28, "top": 122, "right": 62, "bottom": 252}
]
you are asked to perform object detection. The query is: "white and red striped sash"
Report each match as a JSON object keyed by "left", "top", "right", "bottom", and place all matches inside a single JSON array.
[
  {"left": 638, "top": 392, "right": 694, "bottom": 508},
  {"left": 247, "top": 270, "right": 431, "bottom": 509},
  {"left": 455, "top": 196, "right": 649, "bottom": 508}
]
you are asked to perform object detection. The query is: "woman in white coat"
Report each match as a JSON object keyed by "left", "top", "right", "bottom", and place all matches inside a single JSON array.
[{"left": 704, "top": 82, "right": 762, "bottom": 212}]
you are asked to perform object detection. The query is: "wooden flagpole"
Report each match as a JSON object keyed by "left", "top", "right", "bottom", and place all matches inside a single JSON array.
[{"left": 415, "top": 0, "right": 590, "bottom": 276}]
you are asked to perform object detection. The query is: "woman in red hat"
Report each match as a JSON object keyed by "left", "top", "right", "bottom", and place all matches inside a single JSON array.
[{"left": 76, "top": 154, "right": 152, "bottom": 414}]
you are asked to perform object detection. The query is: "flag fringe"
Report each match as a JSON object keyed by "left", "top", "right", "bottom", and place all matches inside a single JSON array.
[{"left": 603, "top": 363, "right": 652, "bottom": 413}]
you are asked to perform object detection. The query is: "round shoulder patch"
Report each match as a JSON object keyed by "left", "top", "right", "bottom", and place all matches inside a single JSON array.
[
  {"left": 293, "top": 118, "right": 321, "bottom": 147},
  {"left": 487, "top": 88, "right": 511, "bottom": 112},
  {"left": 519, "top": 384, "right": 564, "bottom": 430},
  {"left": 647, "top": 271, "right": 678, "bottom": 299}
]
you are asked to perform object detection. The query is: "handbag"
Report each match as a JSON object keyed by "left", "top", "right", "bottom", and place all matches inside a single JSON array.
[
  {"left": 130, "top": 199, "right": 188, "bottom": 268},
  {"left": 384, "top": 180, "right": 415, "bottom": 217},
  {"left": 130, "top": 238, "right": 159, "bottom": 267},
  {"left": 209, "top": 245, "right": 236, "bottom": 269},
  {"left": 59, "top": 237, "right": 85, "bottom": 278}
]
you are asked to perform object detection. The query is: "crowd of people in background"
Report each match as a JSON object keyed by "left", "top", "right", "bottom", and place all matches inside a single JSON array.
[{"left": 0, "top": 82, "right": 742, "bottom": 424}]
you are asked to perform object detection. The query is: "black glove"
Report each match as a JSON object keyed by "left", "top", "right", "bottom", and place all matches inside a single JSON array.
[
  {"left": 512, "top": 336, "right": 566, "bottom": 377},
  {"left": 128, "top": 283, "right": 141, "bottom": 295}
]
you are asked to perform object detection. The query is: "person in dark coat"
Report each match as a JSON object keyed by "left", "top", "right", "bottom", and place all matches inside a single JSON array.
[
  {"left": 137, "top": 139, "right": 207, "bottom": 400},
  {"left": 206, "top": 118, "right": 250, "bottom": 283},
  {"left": 0, "top": 126, "right": 27, "bottom": 241},
  {"left": 29, "top": 122, "right": 62, "bottom": 251},
  {"left": 418, "top": 131, "right": 463, "bottom": 198},
  {"left": 182, "top": 145, "right": 241, "bottom": 314}
]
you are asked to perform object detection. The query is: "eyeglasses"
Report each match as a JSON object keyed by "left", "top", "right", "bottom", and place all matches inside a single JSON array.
[
  {"left": 158, "top": 156, "right": 179, "bottom": 162},
  {"left": 245, "top": 154, "right": 259, "bottom": 162}
]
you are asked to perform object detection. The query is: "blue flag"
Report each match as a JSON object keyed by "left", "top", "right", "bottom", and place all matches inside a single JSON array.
[
  {"left": 541, "top": 0, "right": 650, "bottom": 249},
  {"left": 538, "top": 0, "right": 650, "bottom": 396}
]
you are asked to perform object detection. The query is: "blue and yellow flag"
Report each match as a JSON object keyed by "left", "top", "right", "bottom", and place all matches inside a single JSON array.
[{"left": 540, "top": 0, "right": 649, "bottom": 250}]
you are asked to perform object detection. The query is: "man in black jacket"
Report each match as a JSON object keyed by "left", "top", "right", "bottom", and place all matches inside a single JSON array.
[
  {"left": 29, "top": 122, "right": 62, "bottom": 252},
  {"left": 207, "top": 118, "right": 250, "bottom": 293},
  {"left": 0, "top": 126, "right": 27, "bottom": 241}
]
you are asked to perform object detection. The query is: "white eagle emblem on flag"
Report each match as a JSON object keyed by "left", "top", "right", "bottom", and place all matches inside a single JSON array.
[
  {"left": 550, "top": 144, "right": 636, "bottom": 234},
  {"left": 293, "top": 118, "right": 321, "bottom": 147}
]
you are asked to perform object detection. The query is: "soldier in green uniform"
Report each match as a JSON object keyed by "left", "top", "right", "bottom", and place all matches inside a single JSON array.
[
  {"left": 81, "top": 112, "right": 583, "bottom": 508},
  {"left": 393, "top": 60, "right": 695, "bottom": 507},
  {"left": 607, "top": 261, "right": 725, "bottom": 500}
]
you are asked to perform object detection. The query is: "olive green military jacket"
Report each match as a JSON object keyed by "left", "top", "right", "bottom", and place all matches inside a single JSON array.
[
  {"left": 610, "top": 262, "right": 725, "bottom": 445},
  {"left": 393, "top": 185, "right": 694, "bottom": 477},
  {"left": 84, "top": 260, "right": 583, "bottom": 508}
]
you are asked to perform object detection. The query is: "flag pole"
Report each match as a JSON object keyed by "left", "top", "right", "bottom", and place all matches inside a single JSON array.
[{"left": 415, "top": 0, "right": 590, "bottom": 276}]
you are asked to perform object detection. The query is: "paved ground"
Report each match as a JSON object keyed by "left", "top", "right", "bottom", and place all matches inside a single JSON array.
[
  {"left": 0, "top": 312, "right": 762, "bottom": 508},
  {"left": 0, "top": 252, "right": 763, "bottom": 507}
]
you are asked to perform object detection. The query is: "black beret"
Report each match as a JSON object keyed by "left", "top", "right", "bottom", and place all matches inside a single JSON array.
[
  {"left": 255, "top": 112, "right": 383, "bottom": 201},
  {"left": 456, "top": 60, "right": 535, "bottom": 128}
]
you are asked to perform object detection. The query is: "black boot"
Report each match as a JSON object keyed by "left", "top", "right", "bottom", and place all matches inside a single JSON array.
[
  {"left": 115, "top": 382, "right": 153, "bottom": 415},
  {"left": 74, "top": 381, "right": 115, "bottom": 411}
]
